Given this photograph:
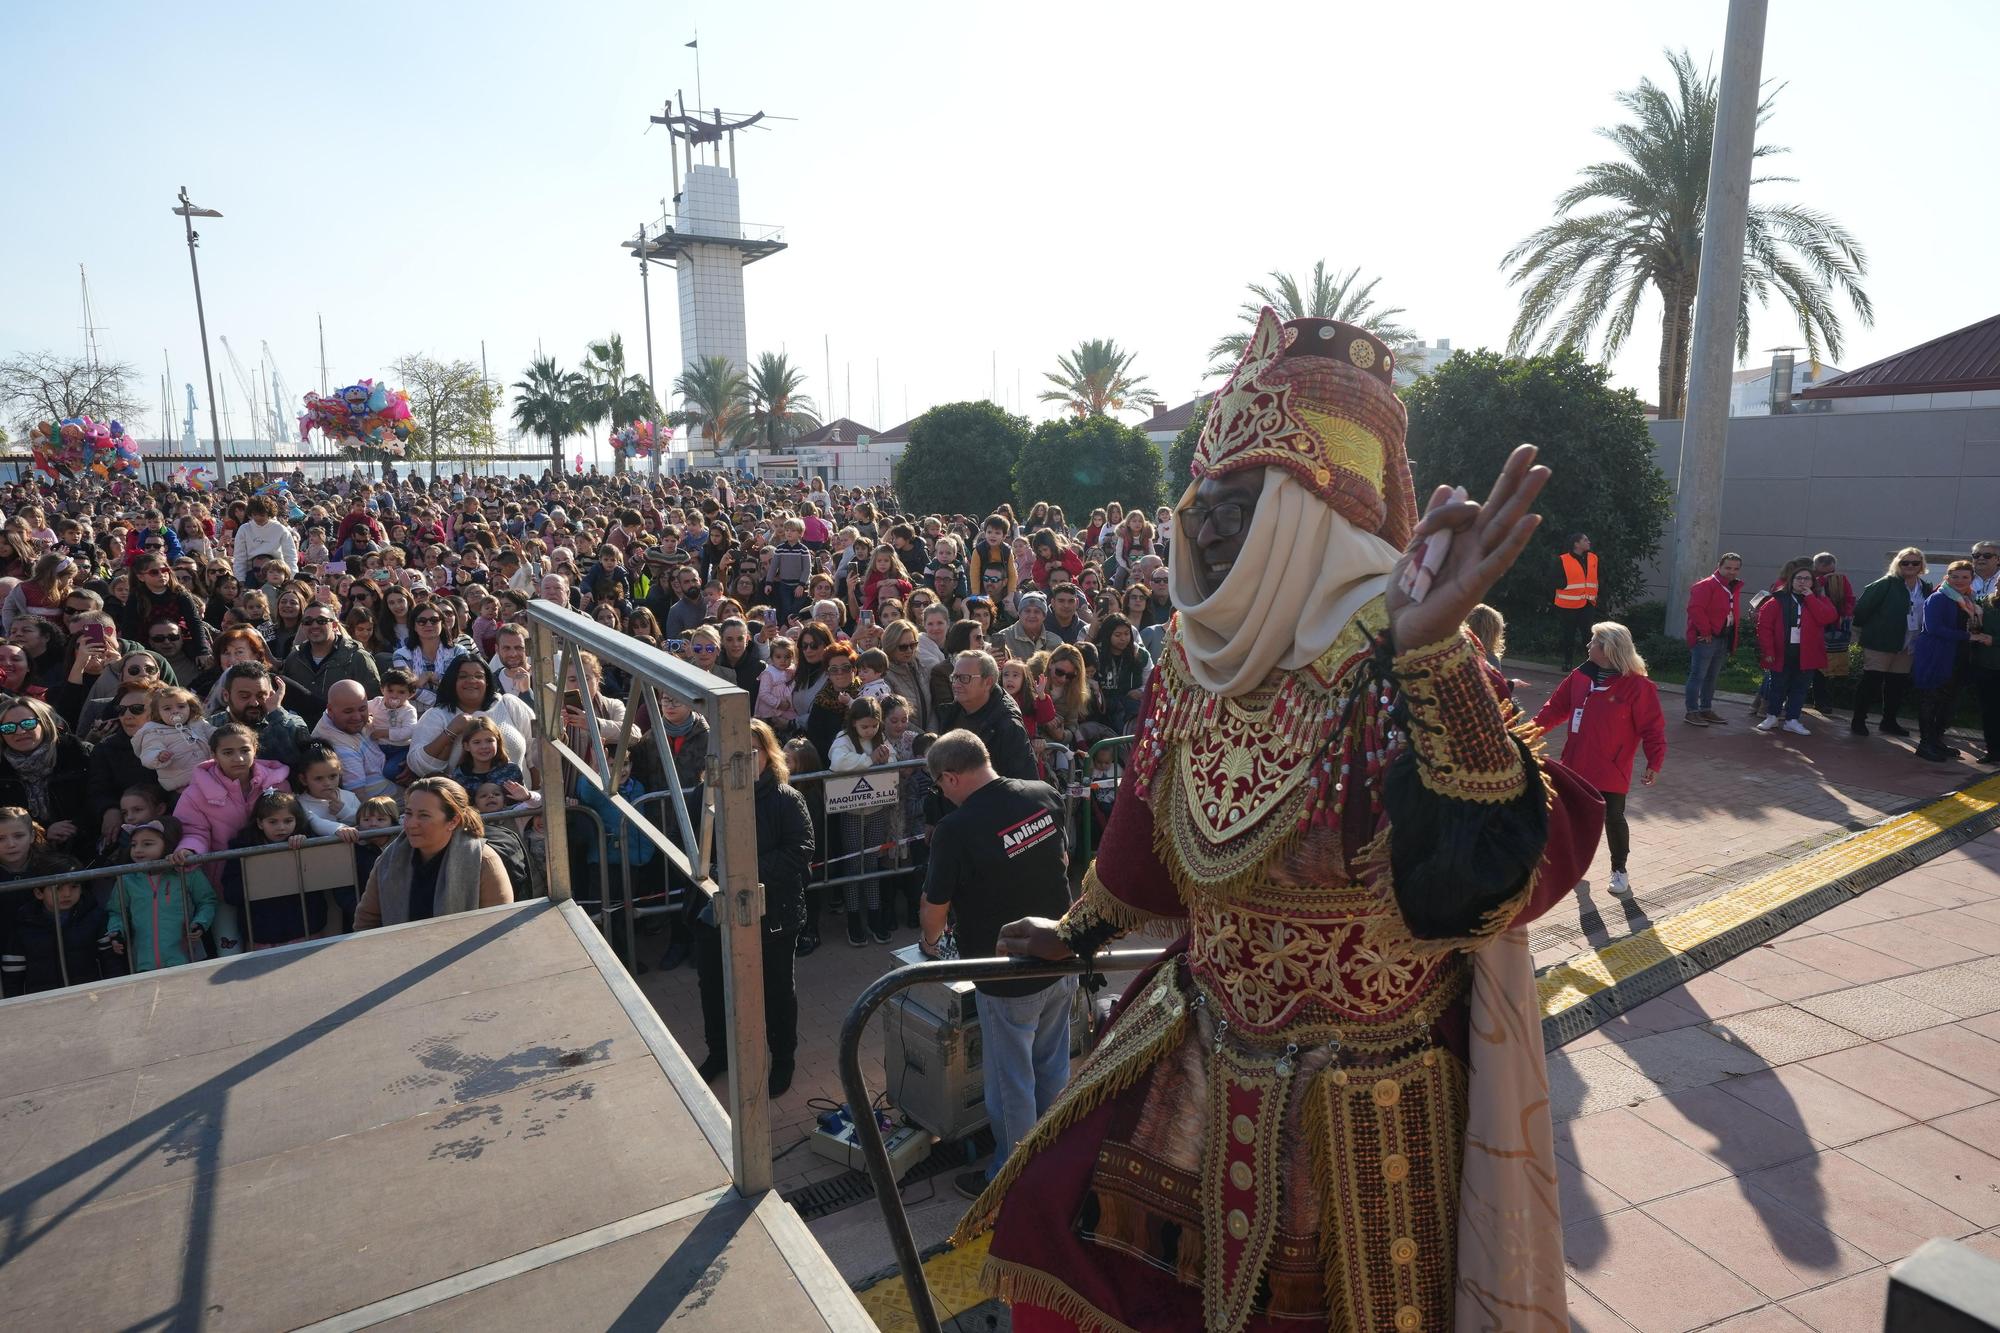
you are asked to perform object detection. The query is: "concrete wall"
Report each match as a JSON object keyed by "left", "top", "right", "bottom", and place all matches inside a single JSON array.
[{"left": 1643, "top": 403, "right": 2000, "bottom": 597}]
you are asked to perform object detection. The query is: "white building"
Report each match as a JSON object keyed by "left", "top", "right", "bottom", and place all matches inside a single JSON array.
[{"left": 1729, "top": 356, "right": 1844, "bottom": 416}]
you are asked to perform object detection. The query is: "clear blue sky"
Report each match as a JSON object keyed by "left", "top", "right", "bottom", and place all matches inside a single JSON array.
[{"left": 3, "top": 0, "right": 1995, "bottom": 465}]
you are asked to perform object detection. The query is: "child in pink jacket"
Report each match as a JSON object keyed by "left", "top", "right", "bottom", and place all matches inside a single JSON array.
[
  {"left": 170, "top": 722, "right": 293, "bottom": 954},
  {"left": 755, "top": 637, "right": 797, "bottom": 729}
]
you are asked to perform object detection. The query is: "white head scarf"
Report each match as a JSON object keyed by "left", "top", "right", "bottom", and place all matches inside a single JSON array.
[{"left": 1169, "top": 468, "right": 1399, "bottom": 697}]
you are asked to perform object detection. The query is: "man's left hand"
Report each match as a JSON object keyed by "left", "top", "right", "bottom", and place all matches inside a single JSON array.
[{"left": 1386, "top": 443, "right": 1550, "bottom": 652}]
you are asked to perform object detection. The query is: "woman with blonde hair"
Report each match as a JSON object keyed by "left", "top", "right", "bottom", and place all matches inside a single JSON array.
[
  {"left": 1849, "top": 545, "right": 1933, "bottom": 738},
  {"left": 1533, "top": 622, "right": 1666, "bottom": 898}
]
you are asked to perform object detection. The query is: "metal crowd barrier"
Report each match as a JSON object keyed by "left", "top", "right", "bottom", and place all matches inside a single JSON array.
[
  {"left": 839, "top": 949, "right": 1165, "bottom": 1333},
  {"left": 1, "top": 800, "right": 568, "bottom": 988}
]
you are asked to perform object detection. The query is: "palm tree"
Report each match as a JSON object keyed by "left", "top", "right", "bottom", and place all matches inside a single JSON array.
[
  {"left": 1207, "top": 263, "right": 1416, "bottom": 375},
  {"left": 511, "top": 355, "right": 589, "bottom": 475},
  {"left": 742, "top": 351, "right": 819, "bottom": 451},
  {"left": 667, "top": 355, "right": 752, "bottom": 451},
  {"left": 582, "top": 334, "right": 662, "bottom": 473},
  {"left": 1502, "top": 49, "right": 1872, "bottom": 420},
  {"left": 1038, "top": 339, "right": 1161, "bottom": 418}
]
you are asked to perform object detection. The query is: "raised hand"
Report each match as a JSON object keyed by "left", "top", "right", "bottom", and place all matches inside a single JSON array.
[{"left": 1386, "top": 444, "right": 1550, "bottom": 652}]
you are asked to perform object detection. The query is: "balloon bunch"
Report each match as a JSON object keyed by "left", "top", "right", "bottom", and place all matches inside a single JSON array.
[
  {"left": 28, "top": 416, "right": 139, "bottom": 479},
  {"left": 612, "top": 420, "right": 658, "bottom": 458},
  {"left": 299, "top": 379, "right": 412, "bottom": 456}
]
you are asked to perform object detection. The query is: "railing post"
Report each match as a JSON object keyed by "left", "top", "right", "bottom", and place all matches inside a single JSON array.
[
  {"left": 711, "top": 685, "right": 771, "bottom": 1194},
  {"left": 531, "top": 617, "right": 574, "bottom": 903}
]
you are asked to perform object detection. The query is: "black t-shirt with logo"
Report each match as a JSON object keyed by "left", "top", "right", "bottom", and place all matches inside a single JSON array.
[{"left": 923, "top": 777, "right": 1071, "bottom": 996}]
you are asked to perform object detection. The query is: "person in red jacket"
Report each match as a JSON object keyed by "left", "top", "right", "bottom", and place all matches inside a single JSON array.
[
  {"left": 1808, "top": 551, "right": 1857, "bottom": 714},
  {"left": 1534, "top": 621, "right": 1666, "bottom": 897},
  {"left": 1755, "top": 567, "right": 1839, "bottom": 735},
  {"left": 1683, "top": 553, "right": 1745, "bottom": 726}
]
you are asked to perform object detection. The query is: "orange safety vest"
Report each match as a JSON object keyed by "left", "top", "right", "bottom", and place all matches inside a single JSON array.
[{"left": 1555, "top": 552, "right": 1599, "bottom": 609}]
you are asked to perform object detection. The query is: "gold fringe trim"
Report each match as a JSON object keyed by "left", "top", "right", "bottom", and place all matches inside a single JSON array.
[
  {"left": 1395, "top": 631, "right": 1530, "bottom": 805},
  {"left": 950, "top": 969, "right": 1190, "bottom": 1248},
  {"left": 1302, "top": 1067, "right": 1342, "bottom": 1322},
  {"left": 978, "top": 1255, "right": 1145, "bottom": 1333},
  {"left": 1058, "top": 862, "right": 1185, "bottom": 947}
]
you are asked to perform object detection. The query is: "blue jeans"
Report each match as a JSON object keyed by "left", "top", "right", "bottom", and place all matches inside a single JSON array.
[
  {"left": 976, "top": 976, "right": 1077, "bottom": 1179},
  {"left": 1763, "top": 667, "right": 1810, "bottom": 720},
  {"left": 1686, "top": 638, "right": 1729, "bottom": 714}
]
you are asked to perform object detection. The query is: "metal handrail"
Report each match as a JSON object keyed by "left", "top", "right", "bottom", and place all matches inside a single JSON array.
[{"left": 838, "top": 948, "right": 1164, "bottom": 1333}]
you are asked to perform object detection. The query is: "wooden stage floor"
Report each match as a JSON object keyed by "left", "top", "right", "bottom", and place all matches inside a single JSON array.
[{"left": 0, "top": 899, "right": 872, "bottom": 1331}]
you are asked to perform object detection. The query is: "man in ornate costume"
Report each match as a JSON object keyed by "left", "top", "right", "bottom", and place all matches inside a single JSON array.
[{"left": 959, "top": 310, "right": 1604, "bottom": 1332}]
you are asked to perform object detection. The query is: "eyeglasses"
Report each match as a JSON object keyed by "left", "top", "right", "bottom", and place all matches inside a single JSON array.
[
  {"left": 302, "top": 615, "right": 335, "bottom": 625},
  {"left": 119, "top": 703, "right": 151, "bottom": 716},
  {"left": 827, "top": 665, "right": 855, "bottom": 676},
  {"left": 415, "top": 616, "right": 442, "bottom": 625},
  {"left": 892, "top": 641, "right": 916, "bottom": 651},
  {"left": 0, "top": 718, "right": 42, "bottom": 735},
  {"left": 125, "top": 662, "right": 160, "bottom": 675},
  {"left": 1148, "top": 574, "right": 1169, "bottom": 585},
  {"left": 63, "top": 605, "right": 91, "bottom": 616},
  {"left": 1899, "top": 559, "right": 1923, "bottom": 568},
  {"left": 1975, "top": 552, "right": 2000, "bottom": 561},
  {"left": 949, "top": 672, "right": 981, "bottom": 684},
  {"left": 1050, "top": 668, "right": 1076, "bottom": 680},
  {"left": 1181, "top": 501, "right": 1249, "bottom": 539},
  {"left": 150, "top": 633, "right": 181, "bottom": 643},
  {"left": 689, "top": 644, "right": 719, "bottom": 655}
]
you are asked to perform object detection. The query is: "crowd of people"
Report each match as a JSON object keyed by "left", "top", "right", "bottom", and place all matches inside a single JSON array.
[
  {"left": 1676, "top": 542, "right": 1999, "bottom": 762},
  {"left": 0, "top": 463, "right": 1193, "bottom": 1085}
]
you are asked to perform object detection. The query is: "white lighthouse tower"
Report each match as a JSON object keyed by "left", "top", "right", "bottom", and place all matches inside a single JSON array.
[{"left": 627, "top": 100, "right": 787, "bottom": 470}]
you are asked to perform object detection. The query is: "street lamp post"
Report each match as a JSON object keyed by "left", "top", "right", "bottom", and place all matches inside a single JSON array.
[
  {"left": 638, "top": 221, "right": 662, "bottom": 483},
  {"left": 172, "top": 187, "right": 227, "bottom": 486}
]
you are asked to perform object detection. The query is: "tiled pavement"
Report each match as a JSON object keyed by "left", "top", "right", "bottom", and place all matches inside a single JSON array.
[
  {"left": 1556, "top": 832, "right": 2000, "bottom": 1331},
  {"left": 625, "top": 662, "right": 2000, "bottom": 1325}
]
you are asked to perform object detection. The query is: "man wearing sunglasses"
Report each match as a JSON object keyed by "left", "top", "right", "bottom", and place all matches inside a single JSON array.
[{"left": 280, "top": 604, "right": 382, "bottom": 727}]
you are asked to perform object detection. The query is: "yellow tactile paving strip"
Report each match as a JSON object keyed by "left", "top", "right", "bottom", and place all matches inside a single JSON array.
[
  {"left": 1538, "top": 773, "right": 2000, "bottom": 1019},
  {"left": 857, "top": 1231, "right": 991, "bottom": 1329},
  {"left": 854, "top": 776, "right": 2000, "bottom": 1330}
]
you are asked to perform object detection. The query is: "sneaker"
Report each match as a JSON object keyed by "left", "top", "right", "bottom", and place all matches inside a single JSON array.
[
  {"left": 1782, "top": 719, "right": 1810, "bottom": 736},
  {"left": 1700, "top": 710, "right": 1729, "bottom": 725},
  {"left": 1684, "top": 713, "right": 1710, "bottom": 727},
  {"left": 1608, "top": 870, "right": 1633, "bottom": 897},
  {"left": 1755, "top": 716, "right": 1781, "bottom": 732},
  {"left": 659, "top": 937, "right": 689, "bottom": 972},
  {"left": 795, "top": 931, "right": 819, "bottom": 958},
  {"left": 954, "top": 1169, "right": 990, "bottom": 1202},
  {"left": 846, "top": 912, "right": 867, "bottom": 948}
]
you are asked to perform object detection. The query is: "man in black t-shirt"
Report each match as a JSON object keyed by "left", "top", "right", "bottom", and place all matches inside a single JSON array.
[{"left": 919, "top": 730, "right": 1078, "bottom": 1202}]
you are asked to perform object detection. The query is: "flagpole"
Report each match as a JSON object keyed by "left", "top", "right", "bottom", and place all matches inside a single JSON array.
[{"left": 689, "top": 28, "right": 703, "bottom": 119}]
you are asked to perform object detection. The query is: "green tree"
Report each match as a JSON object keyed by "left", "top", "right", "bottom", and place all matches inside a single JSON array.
[
  {"left": 581, "top": 334, "right": 660, "bottom": 474},
  {"left": 1208, "top": 263, "right": 1416, "bottom": 376},
  {"left": 1038, "top": 338, "right": 1162, "bottom": 418},
  {"left": 1013, "top": 414, "right": 1162, "bottom": 520},
  {"left": 510, "top": 355, "right": 589, "bottom": 474},
  {"left": 893, "top": 401, "right": 1028, "bottom": 518},
  {"left": 667, "top": 355, "right": 752, "bottom": 451},
  {"left": 1166, "top": 399, "right": 1210, "bottom": 496},
  {"left": 743, "top": 351, "right": 820, "bottom": 451},
  {"left": 390, "top": 354, "right": 500, "bottom": 482},
  {"left": 1503, "top": 49, "right": 1872, "bottom": 420},
  {"left": 1403, "top": 347, "right": 1670, "bottom": 621}
]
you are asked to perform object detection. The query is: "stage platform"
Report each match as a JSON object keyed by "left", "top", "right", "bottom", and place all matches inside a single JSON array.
[{"left": 0, "top": 899, "right": 872, "bottom": 1331}]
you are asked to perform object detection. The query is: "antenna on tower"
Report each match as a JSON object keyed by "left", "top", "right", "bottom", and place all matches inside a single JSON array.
[{"left": 317, "top": 314, "right": 329, "bottom": 395}]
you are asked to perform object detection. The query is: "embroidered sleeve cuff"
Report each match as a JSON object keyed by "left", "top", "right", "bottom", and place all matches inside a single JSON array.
[
  {"left": 1393, "top": 631, "right": 1529, "bottom": 805},
  {"left": 1055, "top": 863, "right": 1174, "bottom": 952}
]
